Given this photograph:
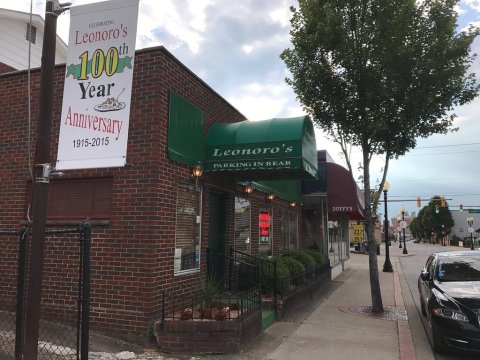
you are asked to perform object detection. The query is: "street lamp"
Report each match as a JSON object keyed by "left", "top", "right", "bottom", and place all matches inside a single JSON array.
[
  {"left": 397, "top": 215, "right": 402, "bottom": 248},
  {"left": 382, "top": 181, "right": 393, "bottom": 272},
  {"left": 441, "top": 224, "right": 445, "bottom": 246},
  {"left": 467, "top": 216, "right": 474, "bottom": 250},
  {"left": 400, "top": 205, "right": 408, "bottom": 255}
]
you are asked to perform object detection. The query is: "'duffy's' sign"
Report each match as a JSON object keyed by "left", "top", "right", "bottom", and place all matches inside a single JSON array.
[{"left": 56, "top": 0, "right": 139, "bottom": 170}]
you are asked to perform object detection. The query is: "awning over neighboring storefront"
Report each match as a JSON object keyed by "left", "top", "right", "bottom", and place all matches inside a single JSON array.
[
  {"left": 204, "top": 116, "right": 318, "bottom": 180},
  {"left": 326, "top": 162, "right": 364, "bottom": 220},
  {"left": 301, "top": 151, "right": 364, "bottom": 220}
]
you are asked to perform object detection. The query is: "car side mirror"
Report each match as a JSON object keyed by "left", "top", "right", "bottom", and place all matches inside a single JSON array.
[{"left": 420, "top": 267, "right": 430, "bottom": 281}]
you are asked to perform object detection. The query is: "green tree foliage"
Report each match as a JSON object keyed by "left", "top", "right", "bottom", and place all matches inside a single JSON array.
[
  {"left": 281, "top": 0, "right": 479, "bottom": 312},
  {"left": 414, "top": 196, "right": 454, "bottom": 241}
]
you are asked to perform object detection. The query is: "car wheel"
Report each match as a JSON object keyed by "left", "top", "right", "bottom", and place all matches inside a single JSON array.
[
  {"left": 431, "top": 323, "right": 447, "bottom": 354},
  {"left": 419, "top": 296, "right": 426, "bottom": 316}
]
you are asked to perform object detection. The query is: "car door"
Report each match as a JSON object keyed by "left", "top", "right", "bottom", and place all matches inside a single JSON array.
[{"left": 419, "top": 255, "right": 435, "bottom": 310}]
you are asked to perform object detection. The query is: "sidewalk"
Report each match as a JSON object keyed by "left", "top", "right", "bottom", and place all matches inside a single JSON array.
[
  {"left": 197, "top": 248, "right": 417, "bottom": 360},
  {"left": 86, "top": 248, "right": 418, "bottom": 360}
]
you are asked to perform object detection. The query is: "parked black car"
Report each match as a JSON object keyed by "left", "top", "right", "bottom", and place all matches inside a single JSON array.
[{"left": 418, "top": 251, "right": 480, "bottom": 354}]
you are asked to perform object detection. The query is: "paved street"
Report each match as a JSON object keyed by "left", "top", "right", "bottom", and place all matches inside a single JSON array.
[{"left": 393, "top": 241, "right": 479, "bottom": 360}]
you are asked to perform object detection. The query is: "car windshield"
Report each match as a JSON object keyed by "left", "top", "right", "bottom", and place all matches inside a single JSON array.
[{"left": 436, "top": 255, "right": 480, "bottom": 282}]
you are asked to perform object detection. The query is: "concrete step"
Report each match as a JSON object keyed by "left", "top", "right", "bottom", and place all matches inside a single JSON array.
[{"left": 261, "top": 309, "right": 276, "bottom": 330}]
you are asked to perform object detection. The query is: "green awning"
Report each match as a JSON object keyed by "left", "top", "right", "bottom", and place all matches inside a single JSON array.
[
  {"left": 204, "top": 116, "right": 317, "bottom": 180},
  {"left": 167, "top": 91, "right": 204, "bottom": 166},
  {"left": 251, "top": 180, "right": 301, "bottom": 202}
]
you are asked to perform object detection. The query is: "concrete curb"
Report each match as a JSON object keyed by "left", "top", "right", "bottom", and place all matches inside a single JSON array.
[{"left": 393, "top": 256, "right": 416, "bottom": 360}]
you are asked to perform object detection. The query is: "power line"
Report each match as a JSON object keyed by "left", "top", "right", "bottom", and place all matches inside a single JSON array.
[
  {"left": 348, "top": 141, "right": 480, "bottom": 155},
  {"left": 390, "top": 177, "right": 480, "bottom": 182},
  {"left": 389, "top": 194, "right": 480, "bottom": 197},
  {"left": 404, "top": 150, "right": 480, "bottom": 157},
  {"left": 415, "top": 142, "right": 480, "bottom": 149}
]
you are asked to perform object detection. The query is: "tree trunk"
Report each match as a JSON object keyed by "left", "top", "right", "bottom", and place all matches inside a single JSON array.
[{"left": 363, "top": 149, "right": 384, "bottom": 313}]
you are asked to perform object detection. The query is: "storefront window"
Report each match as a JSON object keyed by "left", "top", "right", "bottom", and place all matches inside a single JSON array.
[
  {"left": 280, "top": 209, "right": 299, "bottom": 251},
  {"left": 288, "top": 210, "right": 298, "bottom": 250},
  {"left": 279, "top": 210, "right": 288, "bottom": 251},
  {"left": 258, "top": 209, "right": 272, "bottom": 256},
  {"left": 301, "top": 198, "right": 328, "bottom": 254},
  {"left": 234, "top": 197, "right": 251, "bottom": 253},
  {"left": 328, "top": 217, "right": 348, "bottom": 265},
  {"left": 174, "top": 184, "right": 201, "bottom": 273}
]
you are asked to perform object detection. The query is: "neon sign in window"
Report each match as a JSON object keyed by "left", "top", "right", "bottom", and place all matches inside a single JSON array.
[{"left": 259, "top": 211, "right": 271, "bottom": 244}]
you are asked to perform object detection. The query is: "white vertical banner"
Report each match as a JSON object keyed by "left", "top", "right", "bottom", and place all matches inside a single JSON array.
[{"left": 56, "top": 0, "right": 139, "bottom": 170}]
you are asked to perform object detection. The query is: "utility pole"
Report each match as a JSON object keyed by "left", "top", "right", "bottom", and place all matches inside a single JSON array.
[{"left": 23, "top": 1, "right": 70, "bottom": 359}]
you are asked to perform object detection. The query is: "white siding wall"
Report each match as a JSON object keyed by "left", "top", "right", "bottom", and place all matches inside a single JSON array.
[
  {"left": 451, "top": 210, "right": 480, "bottom": 240},
  {"left": 0, "top": 16, "right": 67, "bottom": 70}
]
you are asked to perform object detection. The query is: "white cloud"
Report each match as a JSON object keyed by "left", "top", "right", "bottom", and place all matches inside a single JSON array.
[
  {"left": 464, "top": 0, "right": 480, "bottom": 12},
  {"left": 242, "top": 44, "right": 253, "bottom": 54},
  {"left": 230, "top": 94, "right": 285, "bottom": 120},
  {"left": 269, "top": 6, "right": 292, "bottom": 27},
  {"left": 455, "top": 4, "right": 466, "bottom": 15}
]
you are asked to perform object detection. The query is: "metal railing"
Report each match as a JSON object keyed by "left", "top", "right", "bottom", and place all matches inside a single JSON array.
[
  {"left": 277, "top": 260, "right": 331, "bottom": 298},
  {"left": 205, "top": 248, "right": 331, "bottom": 320},
  {"left": 160, "top": 286, "right": 261, "bottom": 324}
]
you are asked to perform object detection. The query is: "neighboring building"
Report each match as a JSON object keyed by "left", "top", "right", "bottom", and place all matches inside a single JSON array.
[
  {"left": 0, "top": 8, "right": 67, "bottom": 72},
  {"left": 302, "top": 150, "right": 365, "bottom": 279},
  {"left": 451, "top": 209, "right": 480, "bottom": 243}
]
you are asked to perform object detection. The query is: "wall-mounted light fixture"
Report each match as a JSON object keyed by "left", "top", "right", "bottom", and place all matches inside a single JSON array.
[
  {"left": 266, "top": 193, "right": 275, "bottom": 201},
  {"left": 244, "top": 183, "right": 254, "bottom": 198},
  {"left": 192, "top": 163, "right": 203, "bottom": 186},
  {"left": 290, "top": 201, "right": 297, "bottom": 207}
]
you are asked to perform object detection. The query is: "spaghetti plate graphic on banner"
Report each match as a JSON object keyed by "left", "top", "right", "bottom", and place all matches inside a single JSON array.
[{"left": 56, "top": 0, "right": 139, "bottom": 170}]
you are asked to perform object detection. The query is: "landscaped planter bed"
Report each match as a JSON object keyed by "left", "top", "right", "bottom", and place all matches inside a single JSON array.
[{"left": 155, "top": 309, "right": 262, "bottom": 353}]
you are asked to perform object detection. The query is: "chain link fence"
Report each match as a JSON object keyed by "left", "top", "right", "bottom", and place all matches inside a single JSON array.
[{"left": 0, "top": 224, "right": 91, "bottom": 360}]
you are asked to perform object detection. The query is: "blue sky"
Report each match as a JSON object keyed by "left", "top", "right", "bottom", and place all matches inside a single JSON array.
[{"left": 2, "top": 0, "right": 480, "bottom": 220}]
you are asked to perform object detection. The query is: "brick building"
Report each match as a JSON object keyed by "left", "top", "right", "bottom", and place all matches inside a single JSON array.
[{"left": 0, "top": 46, "right": 321, "bottom": 343}]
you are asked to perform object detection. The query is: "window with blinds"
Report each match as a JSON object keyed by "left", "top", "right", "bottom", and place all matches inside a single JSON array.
[
  {"left": 47, "top": 178, "right": 113, "bottom": 220},
  {"left": 25, "top": 177, "right": 112, "bottom": 220},
  {"left": 234, "top": 197, "right": 251, "bottom": 253},
  {"left": 288, "top": 209, "right": 298, "bottom": 250},
  {"left": 174, "top": 184, "right": 201, "bottom": 273},
  {"left": 279, "top": 210, "right": 288, "bottom": 251}
]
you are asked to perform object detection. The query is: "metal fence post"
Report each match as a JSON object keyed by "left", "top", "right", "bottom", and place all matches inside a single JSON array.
[
  {"left": 273, "top": 259, "right": 277, "bottom": 319},
  {"left": 80, "top": 222, "right": 92, "bottom": 360},
  {"left": 229, "top": 247, "right": 233, "bottom": 291},
  {"left": 15, "top": 227, "right": 29, "bottom": 360}
]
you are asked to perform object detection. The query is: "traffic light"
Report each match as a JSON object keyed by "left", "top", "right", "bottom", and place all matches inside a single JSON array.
[
  {"left": 460, "top": 204, "right": 463, "bottom": 212},
  {"left": 417, "top": 196, "right": 421, "bottom": 208},
  {"left": 435, "top": 204, "right": 439, "bottom": 214},
  {"left": 441, "top": 196, "right": 446, "bottom": 207}
]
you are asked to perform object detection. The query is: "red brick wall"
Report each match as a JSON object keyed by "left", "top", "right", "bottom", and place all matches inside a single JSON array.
[
  {"left": 155, "top": 310, "right": 262, "bottom": 353},
  {"left": 0, "top": 46, "right": 305, "bottom": 344}
]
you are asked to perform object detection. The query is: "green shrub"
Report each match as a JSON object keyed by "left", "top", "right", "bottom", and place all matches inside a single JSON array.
[
  {"left": 237, "top": 258, "right": 258, "bottom": 291},
  {"left": 260, "top": 259, "right": 290, "bottom": 293},
  {"left": 282, "top": 250, "right": 316, "bottom": 269},
  {"left": 276, "top": 260, "right": 290, "bottom": 279},
  {"left": 279, "top": 256, "right": 305, "bottom": 275},
  {"left": 279, "top": 257, "right": 305, "bottom": 286},
  {"left": 301, "top": 249, "right": 327, "bottom": 264}
]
